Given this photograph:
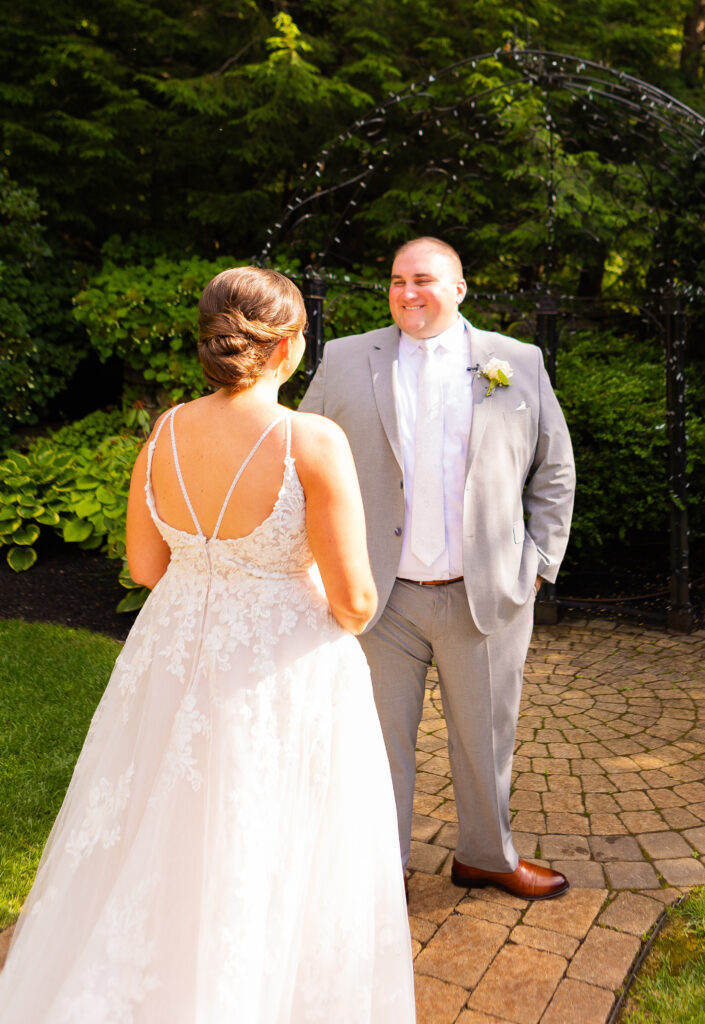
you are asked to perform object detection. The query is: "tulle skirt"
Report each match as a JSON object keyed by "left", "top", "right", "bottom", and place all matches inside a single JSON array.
[{"left": 0, "top": 573, "right": 415, "bottom": 1023}]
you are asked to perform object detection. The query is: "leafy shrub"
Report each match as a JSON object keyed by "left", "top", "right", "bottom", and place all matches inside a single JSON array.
[
  {"left": 322, "top": 274, "right": 390, "bottom": 339},
  {"left": 0, "top": 410, "right": 146, "bottom": 611},
  {"left": 48, "top": 408, "right": 129, "bottom": 449},
  {"left": 73, "top": 255, "right": 248, "bottom": 403},
  {"left": 72, "top": 255, "right": 393, "bottom": 408},
  {"left": 555, "top": 331, "right": 704, "bottom": 560}
]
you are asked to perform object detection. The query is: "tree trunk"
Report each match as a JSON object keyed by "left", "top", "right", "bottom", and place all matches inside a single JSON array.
[{"left": 681, "top": 0, "right": 705, "bottom": 85}]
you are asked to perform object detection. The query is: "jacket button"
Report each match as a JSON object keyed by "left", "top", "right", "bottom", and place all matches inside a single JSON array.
[{"left": 394, "top": 527, "right": 402, "bottom": 536}]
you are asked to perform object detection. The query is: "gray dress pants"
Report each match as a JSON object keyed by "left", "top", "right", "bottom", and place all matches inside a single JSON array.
[{"left": 359, "top": 578, "right": 535, "bottom": 873}]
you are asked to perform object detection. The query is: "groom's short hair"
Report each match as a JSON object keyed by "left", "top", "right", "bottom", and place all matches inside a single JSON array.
[{"left": 392, "top": 237, "right": 463, "bottom": 277}]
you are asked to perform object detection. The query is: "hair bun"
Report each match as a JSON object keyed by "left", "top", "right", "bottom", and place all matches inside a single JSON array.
[{"left": 196, "top": 266, "right": 306, "bottom": 393}]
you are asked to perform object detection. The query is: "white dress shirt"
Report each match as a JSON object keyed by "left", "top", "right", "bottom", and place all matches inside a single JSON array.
[{"left": 396, "top": 317, "right": 473, "bottom": 580}]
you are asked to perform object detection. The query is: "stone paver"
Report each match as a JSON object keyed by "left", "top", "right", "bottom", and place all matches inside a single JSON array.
[
  {"left": 597, "top": 891, "right": 663, "bottom": 935},
  {"left": 408, "top": 618, "right": 705, "bottom": 1022},
  {"left": 510, "top": 924, "right": 579, "bottom": 958},
  {"left": 550, "top": 859, "right": 606, "bottom": 888},
  {"left": 541, "top": 979, "right": 615, "bottom": 1024},
  {"left": 636, "top": 830, "right": 695, "bottom": 859},
  {"left": 567, "top": 926, "right": 641, "bottom": 989},
  {"left": 467, "top": 945, "right": 567, "bottom": 1023},
  {"left": 414, "top": 916, "right": 508, "bottom": 988},
  {"left": 541, "top": 834, "right": 591, "bottom": 859},
  {"left": 683, "top": 825, "right": 705, "bottom": 853},
  {"left": 0, "top": 926, "right": 14, "bottom": 973},
  {"left": 588, "top": 835, "right": 642, "bottom": 861},
  {"left": 1, "top": 616, "right": 703, "bottom": 1024},
  {"left": 653, "top": 857, "right": 705, "bottom": 886},
  {"left": 523, "top": 888, "right": 607, "bottom": 937},
  {"left": 456, "top": 1013, "right": 510, "bottom": 1024},
  {"left": 604, "top": 860, "right": 660, "bottom": 889},
  {"left": 415, "top": 975, "right": 469, "bottom": 1024}
]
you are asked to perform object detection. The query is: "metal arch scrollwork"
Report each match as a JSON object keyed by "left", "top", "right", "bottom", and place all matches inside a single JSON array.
[{"left": 259, "top": 44, "right": 702, "bottom": 632}]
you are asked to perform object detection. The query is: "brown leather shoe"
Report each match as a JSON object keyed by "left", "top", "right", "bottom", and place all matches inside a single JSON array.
[{"left": 451, "top": 857, "right": 569, "bottom": 901}]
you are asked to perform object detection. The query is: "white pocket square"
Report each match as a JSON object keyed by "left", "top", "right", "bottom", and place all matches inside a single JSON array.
[{"left": 515, "top": 401, "right": 527, "bottom": 411}]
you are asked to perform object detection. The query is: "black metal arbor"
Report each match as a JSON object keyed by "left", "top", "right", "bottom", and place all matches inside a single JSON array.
[{"left": 260, "top": 47, "right": 705, "bottom": 632}]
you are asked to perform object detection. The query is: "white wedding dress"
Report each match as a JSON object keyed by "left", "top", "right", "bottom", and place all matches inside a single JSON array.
[{"left": 0, "top": 409, "right": 415, "bottom": 1023}]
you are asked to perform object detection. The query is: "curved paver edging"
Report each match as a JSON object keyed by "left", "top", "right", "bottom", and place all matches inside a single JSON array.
[
  {"left": 409, "top": 616, "right": 705, "bottom": 1024},
  {"left": 604, "top": 893, "right": 685, "bottom": 1024}
]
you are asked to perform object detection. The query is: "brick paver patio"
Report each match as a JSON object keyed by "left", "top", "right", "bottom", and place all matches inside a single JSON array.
[
  {"left": 410, "top": 615, "right": 705, "bottom": 1024},
  {"left": 1, "top": 615, "right": 703, "bottom": 1021}
]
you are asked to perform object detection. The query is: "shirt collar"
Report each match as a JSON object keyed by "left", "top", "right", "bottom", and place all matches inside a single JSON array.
[{"left": 400, "top": 315, "right": 467, "bottom": 356}]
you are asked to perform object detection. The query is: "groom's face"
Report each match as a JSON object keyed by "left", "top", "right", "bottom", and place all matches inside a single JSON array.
[{"left": 389, "top": 243, "right": 466, "bottom": 339}]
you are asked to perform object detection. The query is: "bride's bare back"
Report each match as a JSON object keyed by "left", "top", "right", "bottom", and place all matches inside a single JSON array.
[
  {"left": 150, "top": 394, "right": 289, "bottom": 541},
  {"left": 126, "top": 265, "right": 376, "bottom": 634}
]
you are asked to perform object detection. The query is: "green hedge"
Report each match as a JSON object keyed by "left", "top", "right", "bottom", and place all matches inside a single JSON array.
[
  {"left": 0, "top": 410, "right": 147, "bottom": 611},
  {"left": 72, "top": 256, "right": 396, "bottom": 406},
  {"left": 2, "top": 292, "right": 703, "bottom": 613},
  {"left": 73, "top": 255, "right": 248, "bottom": 404},
  {"left": 555, "top": 332, "right": 705, "bottom": 561}
]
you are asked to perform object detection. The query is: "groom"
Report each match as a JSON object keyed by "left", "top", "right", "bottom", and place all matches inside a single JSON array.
[{"left": 300, "top": 237, "right": 575, "bottom": 900}]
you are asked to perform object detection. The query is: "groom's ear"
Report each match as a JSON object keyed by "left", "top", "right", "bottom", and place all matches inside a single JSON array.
[{"left": 457, "top": 279, "right": 467, "bottom": 305}]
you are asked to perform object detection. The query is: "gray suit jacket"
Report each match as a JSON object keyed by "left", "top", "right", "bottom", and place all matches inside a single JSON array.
[{"left": 300, "top": 318, "right": 575, "bottom": 635}]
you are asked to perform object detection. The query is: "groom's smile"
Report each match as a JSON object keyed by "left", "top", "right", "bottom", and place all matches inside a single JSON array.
[{"left": 389, "top": 239, "right": 467, "bottom": 339}]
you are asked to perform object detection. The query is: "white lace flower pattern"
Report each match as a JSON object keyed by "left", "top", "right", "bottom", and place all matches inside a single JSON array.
[{"left": 65, "top": 764, "right": 135, "bottom": 865}]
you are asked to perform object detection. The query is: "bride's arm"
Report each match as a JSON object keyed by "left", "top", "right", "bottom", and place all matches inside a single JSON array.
[
  {"left": 294, "top": 413, "right": 377, "bottom": 635},
  {"left": 125, "top": 430, "right": 171, "bottom": 590}
]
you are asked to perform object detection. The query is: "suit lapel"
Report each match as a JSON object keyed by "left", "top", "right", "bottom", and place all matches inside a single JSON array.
[
  {"left": 369, "top": 326, "right": 403, "bottom": 470},
  {"left": 366, "top": 320, "right": 502, "bottom": 474},
  {"left": 465, "top": 325, "right": 498, "bottom": 474}
]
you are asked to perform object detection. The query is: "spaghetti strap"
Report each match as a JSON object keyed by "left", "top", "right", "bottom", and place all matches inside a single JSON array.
[
  {"left": 151, "top": 408, "right": 175, "bottom": 449},
  {"left": 284, "top": 414, "right": 292, "bottom": 460},
  {"left": 212, "top": 416, "right": 285, "bottom": 540},
  {"left": 146, "top": 405, "right": 183, "bottom": 524},
  {"left": 170, "top": 407, "right": 205, "bottom": 538}
]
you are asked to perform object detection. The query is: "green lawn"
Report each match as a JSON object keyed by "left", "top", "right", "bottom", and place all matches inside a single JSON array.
[
  {"left": 618, "top": 889, "right": 705, "bottom": 1024},
  {"left": 0, "top": 619, "right": 120, "bottom": 927}
]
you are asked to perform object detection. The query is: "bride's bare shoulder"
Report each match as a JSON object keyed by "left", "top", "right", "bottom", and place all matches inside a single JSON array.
[
  {"left": 289, "top": 411, "right": 353, "bottom": 475},
  {"left": 291, "top": 410, "right": 349, "bottom": 446},
  {"left": 146, "top": 394, "right": 211, "bottom": 437}
]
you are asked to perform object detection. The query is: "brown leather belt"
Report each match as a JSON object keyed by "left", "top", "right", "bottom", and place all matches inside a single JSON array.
[{"left": 398, "top": 576, "right": 464, "bottom": 587}]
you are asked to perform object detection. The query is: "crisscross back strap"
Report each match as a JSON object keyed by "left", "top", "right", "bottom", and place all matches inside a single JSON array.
[{"left": 212, "top": 415, "right": 286, "bottom": 540}]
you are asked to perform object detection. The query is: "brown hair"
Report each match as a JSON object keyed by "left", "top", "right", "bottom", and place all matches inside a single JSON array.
[
  {"left": 392, "top": 236, "right": 463, "bottom": 276},
  {"left": 197, "top": 266, "right": 306, "bottom": 393}
]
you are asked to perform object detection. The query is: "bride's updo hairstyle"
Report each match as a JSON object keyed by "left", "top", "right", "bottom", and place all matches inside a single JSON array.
[{"left": 197, "top": 266, "right": 306, "bottom": 393}]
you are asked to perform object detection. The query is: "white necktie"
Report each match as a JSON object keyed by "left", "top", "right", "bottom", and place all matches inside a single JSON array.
[{"left": 410, "top": 340, "right": 445, "bottom": 566}]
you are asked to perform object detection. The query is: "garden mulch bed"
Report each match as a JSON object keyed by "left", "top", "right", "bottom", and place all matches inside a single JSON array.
[
  {"left": 1, "top": 538, "right": 702, "bottom": 644},
  {"left": 0, "top": 538, "right": 137, "bottom": 642}
]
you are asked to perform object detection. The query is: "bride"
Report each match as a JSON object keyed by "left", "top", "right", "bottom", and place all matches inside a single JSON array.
[{"left": 0, "top": 267, "right": 416, "bottom": 1022}]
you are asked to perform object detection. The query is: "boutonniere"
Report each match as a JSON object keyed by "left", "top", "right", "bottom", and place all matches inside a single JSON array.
[{"left": 480, "top": 358, "right": 513, "bottom": 397}]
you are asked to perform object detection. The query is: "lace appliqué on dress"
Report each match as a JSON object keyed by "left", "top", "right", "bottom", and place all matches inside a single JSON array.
[
  {"left": 54, "top": 876, "right": 162, "bottom": 1024},
  {"left": 65, "top": 763, "right": 135, "bottom": 866}
]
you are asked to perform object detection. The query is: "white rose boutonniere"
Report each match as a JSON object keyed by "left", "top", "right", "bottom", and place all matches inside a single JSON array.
[{"left": 480, "top": 358, "right": 513, "bottom": 397}]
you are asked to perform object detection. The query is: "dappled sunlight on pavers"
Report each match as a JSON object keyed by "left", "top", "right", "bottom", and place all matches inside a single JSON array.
[{"left": 411, "top": 616, "right": 705, "bottom": 1023}]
